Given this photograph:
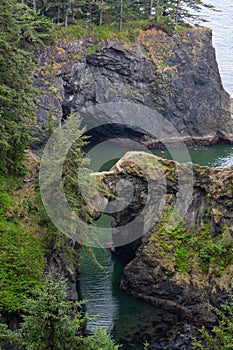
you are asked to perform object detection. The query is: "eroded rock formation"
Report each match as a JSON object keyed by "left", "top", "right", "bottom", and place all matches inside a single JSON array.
[{"left": 96, "top": 151, "right": 233, "bottom": 324}]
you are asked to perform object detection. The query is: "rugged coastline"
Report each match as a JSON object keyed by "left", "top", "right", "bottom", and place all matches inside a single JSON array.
[{"left": 2, "top": 0, "right": 233, "bottom": 348}]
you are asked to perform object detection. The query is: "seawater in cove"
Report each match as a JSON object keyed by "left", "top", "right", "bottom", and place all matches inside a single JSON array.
[
  {"left": 87, "top": 142, "right": 233, "bottom": 172},
  {"left": 79, "top": 247, "right": 194, "bottom": 350}
]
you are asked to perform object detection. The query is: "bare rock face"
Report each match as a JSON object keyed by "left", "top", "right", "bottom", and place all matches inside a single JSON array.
[
  {"left": 34, "top": 27, "right": 233, "bottom": 149},
  {"left": 45, "top": 243, "right": 80, "bottom": 302},
  {"left": 97, "top": 151, "right": 233, "bottom": 324}
]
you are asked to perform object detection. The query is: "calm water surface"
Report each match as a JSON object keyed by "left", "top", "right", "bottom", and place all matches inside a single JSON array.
[
  {"left": 202, "top": 0, "right": 233, "bottom": 95},
  {"left": 87, "top": 141, "right": 233, "bottom": 171}
]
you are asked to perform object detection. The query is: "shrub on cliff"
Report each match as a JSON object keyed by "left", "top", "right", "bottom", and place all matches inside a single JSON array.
[
  {"left": 192, "top": 295, "right": 233, "bottom": 349},
  {"left": 80, "top": 328, "right": 120, "bottom": 350},
  {"left": 0, "top": 275, "right": 119, "bottom": 350}
]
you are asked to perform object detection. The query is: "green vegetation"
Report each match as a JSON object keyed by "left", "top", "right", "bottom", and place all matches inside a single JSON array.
[
  {"left": 0, "top": 275, "right": 119, "bottom": 350},
  {"left": 55, "top": 19, "right": 150, "bottom": 43},
  {"left": 80, "top": 328, "right": 120, "bottom": 350},
  {"left": 0, "top": 1, "right": 214, "bottom": 173},
  {"left": 0, "top": 222, "right": 45, "bottom": 311},
  {"left": 149, "top": 208, "right": 233, "bottom": 274},
  {"left": 0, "top": 112, "right": 101, "bottom": 313},
  {"left": 62, "top": 116, "right": 93, "bottom": 225},
  {"left": 0, "top": 170, "right": 46, "bottom": 312},
  {"left": 19, "top": 0, "right": 213, "bottom": 33},
  {"left": 193, "top": 295, "right": 233, "bottom": 349},
  {"left": 39, "top": 113, "right": 102, "bottom": 252},
  {"left": 0, "top": 0, "right": 53, "bottom": 174}
]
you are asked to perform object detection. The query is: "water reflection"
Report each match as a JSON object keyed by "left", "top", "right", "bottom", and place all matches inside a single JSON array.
[
  {"left": 79, "top": 249, "right": 119, "bottom": 333},
  {"left": 80, "top": 247, "right": 195, "bottom": 350}
]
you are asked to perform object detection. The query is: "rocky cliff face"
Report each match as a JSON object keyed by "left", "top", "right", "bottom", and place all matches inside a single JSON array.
[
  {"left": 96, "top": 152, "right": 233, "bottom": 324},
  {"left": 34, "top": 26, "right": 233, "bottom": 149}
]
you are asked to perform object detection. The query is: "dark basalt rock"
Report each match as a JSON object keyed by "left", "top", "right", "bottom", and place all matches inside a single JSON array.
[
  {"left": 34, "top": 27, "right": 233, "bottom": 149},
  {"left": 45, "top": 241, "right": 80, "bottom": 302}
]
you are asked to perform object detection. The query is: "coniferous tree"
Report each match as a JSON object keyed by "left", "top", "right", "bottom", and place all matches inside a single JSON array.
[
  {"left": 98, "top": 0, "right": 104, "bottom": 26},
  {"left": 19, "top": 0, "right": 213, "bottom": 30},
  {"left": 0, "top": 0, "right": 53, "bottom": 173},
  {"left": 0, "top": 0, "right": 35, "bottom": 173},
  {"left": 154, "top": 0, "right": 213, "bottom": 26},
  {"left": 193, "top": 295, "right": 233, "bottom": 349},
  {"left": 0, "top": 275, "right": 119, "bottom": 350},
  {"left": 0, "top": 275, "right": 86, "bottom": 350}
]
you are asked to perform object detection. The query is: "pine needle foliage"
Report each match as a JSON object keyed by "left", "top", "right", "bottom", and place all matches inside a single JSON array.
[
  {"left": 0, "top": 275, "right": 87, "bottom": 350},
  {"left": 0, "top": 0, "right": 53, "bottom": 174},
  {"left": 0, "top": 275, "right": 119, "bottom": 350},
  {"left": 193, "top": 295, "right": 233, "bottom": 350},
  {"left": 22, "top": 0, "right": 214, "bottom": 34}
]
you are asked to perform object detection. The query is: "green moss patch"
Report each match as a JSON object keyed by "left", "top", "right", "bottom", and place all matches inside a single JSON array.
[
  {"left": 55, "top": 20, "right": 150, "bottom": 44},
  {"left": 148, "top": 209, "right": 233, "bottom": 275}
]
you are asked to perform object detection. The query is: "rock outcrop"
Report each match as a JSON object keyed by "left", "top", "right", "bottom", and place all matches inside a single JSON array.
[
  {"left": 96, "top": 151, "right": 233, "bottom": 324},
  {"left": 34, "top": 26, "right": 233, "bottom": 149},
  {"left": 45, "top": 243, "right": 80, "bottom": 302}
]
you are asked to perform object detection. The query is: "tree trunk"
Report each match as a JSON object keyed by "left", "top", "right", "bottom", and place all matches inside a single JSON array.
[
  {"left": 99, "top": 0, "right": 103, "bottom": 27},
  {"left": 155, "top": 0, "right": 160, "bottom": 22},
  {"left": 32, "top": 0, "right": 37, "bottom": 11},
  {"left": 88, "top": 0, "right": 92, "bottom": 31},
  {"left": 57, "top": 4, "right": 60, "bottom": 24},
  {"left": 150, "top": 0, "right": 153, "bottom": 15},
  {"left": 62, "top": 0, "right": 65, "bottom": 25},
  {"left": 65, "top": 0, "right": 71, "bottom": 28},
  {"left": 119, "top": 0, "right": 123, "bottom": 32},
  {"left": 174, "top": 0, "right": 180, "bottom": 32}
]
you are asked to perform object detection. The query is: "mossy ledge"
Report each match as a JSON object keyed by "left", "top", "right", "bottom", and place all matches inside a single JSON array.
[{"left": 96, "top": 151, "right": 233, "bottom": 325}]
